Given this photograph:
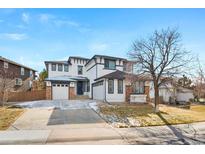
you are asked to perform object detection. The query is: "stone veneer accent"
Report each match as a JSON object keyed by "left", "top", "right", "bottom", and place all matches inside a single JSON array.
[
  {"left": 46, "top": 86, "right": 52, "bottom": 100},
  {"left": 125, "top": 85, "right": 132, "bottom": 102}
]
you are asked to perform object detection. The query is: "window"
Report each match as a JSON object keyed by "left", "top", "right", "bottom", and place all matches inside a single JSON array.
[
  {"left": 108, "top": 79, "right": 114, "bottom": 94},
  {"left": 78, "top": 65, "right": 83, "bottom": 75},
  {"left": 58, "top": 64, "right": 63, "bottom": 71},
  {"left": 30, "top": 70, "right": 33, "bottom": 77},
  {"left": 134, "top": 81, "right": 145, "bottom": 94},
  {"left": 118, "top": 80, "right": 123, "bottom": 94},
  {"left": 52, "top": 64, "right": 56, "bottom": 71},
  {"left": 104, "top": 59, "right": 116, "bottom": 69},
  {"left": 21, "top": 67, "right": 24, "bottom": 75},
  {"left": 64, "top": 65, "right": 68, "bottom": 72},
  {"left": 4, "top": 62, "right": 8, "bottom": 69}
]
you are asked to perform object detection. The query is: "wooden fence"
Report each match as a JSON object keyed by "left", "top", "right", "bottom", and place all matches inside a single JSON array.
[{"left": 7, "top": 90, "right": 46, "bottom": 102}]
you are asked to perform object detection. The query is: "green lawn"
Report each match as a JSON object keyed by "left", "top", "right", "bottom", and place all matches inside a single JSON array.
[
  {"left": 0, "top": 107, "right": 24, "bottom": 130},
  {"left": 99, "top": 104, "right": 205, "bottom": 127}
]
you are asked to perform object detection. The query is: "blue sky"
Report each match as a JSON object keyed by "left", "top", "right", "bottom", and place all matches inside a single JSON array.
[{"left": 0, "top": 8, "right": 205, "bottom": 72}]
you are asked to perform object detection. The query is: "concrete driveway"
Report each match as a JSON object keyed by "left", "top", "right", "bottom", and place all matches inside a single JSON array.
[
  {"left": 9, "top": 100, "right": 107, "bottom": 130},
  {"left": 0, "top": 100, "right": 126, "bottom": 144}
]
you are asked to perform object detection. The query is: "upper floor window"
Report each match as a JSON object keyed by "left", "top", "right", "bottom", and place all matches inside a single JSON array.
[
  {"left": 118, "top": 80, "right": 123, "bottom": 94},
  {"left": 104, "top": 59, "right": 116, "bottom": 70},
  {"left": 21, "top": 67, "right": 25, "bottom": 76},
  {"left": 30, "top": 70, "right": 33, "bottom": 77},
  {"left": 64, "top": 65, "right": 69, "bottom": 72},
  {"left": 134, "top": 81, "right": 145, "bottom": 94},
  {"left": 4, "top": 62, "right": 8, "bottom": 69},
  {"left": 58, "top": 64, "right": 63, "bottom": 71},
  {"left": 51, "top": 64, "right": 56, "bottom": 71},
  {"left": 108, "top": 79, "right": 114, "bottom": 94},
  {"left": 78, "top": 65, "right": 83, "bottom": 75}
]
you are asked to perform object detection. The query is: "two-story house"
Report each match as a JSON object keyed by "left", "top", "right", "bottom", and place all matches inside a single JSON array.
[
  {"left": 0, "top": 56, "right": 36, "bottom": 93},
  {"left": 45, "top": 55, "right": 152, "bottom": 103}
]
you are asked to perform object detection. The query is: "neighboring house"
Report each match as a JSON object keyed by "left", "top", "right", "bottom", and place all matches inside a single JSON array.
[
  {"left": 44, "top": 55, "right": 194, "bottom": 104},
  {"left": 149, "top": 80, "right": 194, "bottom": 104},
  {"left": 0, "top": 56, "right": 36, "bottom": 93}
]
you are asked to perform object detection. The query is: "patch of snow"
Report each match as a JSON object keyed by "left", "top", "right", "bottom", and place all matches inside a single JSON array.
[
  {"left": 127, "top": 117, "right": 141, "bottom": 127},
  {"left": 89, "top": 102, "right": 99, "bottom": 111}
]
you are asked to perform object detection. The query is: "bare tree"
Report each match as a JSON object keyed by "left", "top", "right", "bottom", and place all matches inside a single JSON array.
[
  {"left": 128, "top": 28, "right": 192, "bottom": 112},
  {"left": 194, "top": 58, "right": 205, "bottom": 99},
  {"left": 0, "top": 67, "right": 17, "bottom": 106}
]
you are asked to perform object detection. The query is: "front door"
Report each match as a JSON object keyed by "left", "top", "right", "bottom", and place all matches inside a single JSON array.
[{"left": 77, "top": 81, "right": 83, "bottom": 95}]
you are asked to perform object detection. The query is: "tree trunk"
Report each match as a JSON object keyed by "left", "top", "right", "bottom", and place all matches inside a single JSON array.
[{"left": 154, "top": 85, "right": 160, "bottom": 113}]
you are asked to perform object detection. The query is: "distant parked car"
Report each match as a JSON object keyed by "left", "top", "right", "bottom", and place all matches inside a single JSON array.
[{"left": 198, "top": 98, "right": 205, "bottom": 103}]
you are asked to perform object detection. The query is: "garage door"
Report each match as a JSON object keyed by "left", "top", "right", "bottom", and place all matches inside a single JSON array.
[
  {"left": 93, "top": 81, "right": 105, "bottom": 101},
  {"left": 52, "top": 84, "right": 69, "bottom": 100}
]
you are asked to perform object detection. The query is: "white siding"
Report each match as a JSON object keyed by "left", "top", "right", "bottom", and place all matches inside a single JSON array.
[
  {"left": 96, "top": 64, "right": 123, "bottom": 78},
  {"left": 48, "top": 58, "right": 87, "bottom": 78},
  {"left": 85, "top": 59, "right": 97, "bottom": 98},
  {"left": 93, "top": 83, "right": 105, "bottom": 101},
  {"left": 105, "top": 79, "right": 125, "bottom": 103},
  {"left": 176, "top": 92, "right": 194, "bottom": 102}
]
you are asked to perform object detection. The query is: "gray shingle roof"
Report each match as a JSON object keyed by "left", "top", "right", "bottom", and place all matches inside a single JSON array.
[{"left": 94, "top": 70, "right": 152, "bottom": 81}]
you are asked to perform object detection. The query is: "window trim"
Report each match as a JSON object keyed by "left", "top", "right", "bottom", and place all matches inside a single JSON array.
[
  {"left": 64, "top": 64, "right": 69, "bottom": 72},
  {"left": 4, "top": 62, "right": 8, "bottom": 69},
  {"left": 78, "top": 65, "right": 83, "bottom": 75},
  {"left": 104, "top": 59, "right": 116, "bottom": 70},
  {"left": 118, "top": 80, "right": 123, "bottom": 94},
  {"left": 58, "top": 64, "right": 63, "bottom": 72},
  {"left": 133, "top": 81, "right": 145, "bottom": 94},
  {"left": 21, "top": 67, "right": 25, "bottom": 76},
  {"left": 108, "top": 79, "right": 114, "bottom": 94},
  {"left": 51, "top": 64, "right": 56, "bottom": 71}
]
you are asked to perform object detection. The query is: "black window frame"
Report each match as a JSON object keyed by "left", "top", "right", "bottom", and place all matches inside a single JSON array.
[
  {"left": 118, "top": 80, "right": 123, "bottom": 94},
  {"left": 78, "top": 65, "right": 83, "bottom": 75},
  {"left": 64, "top": 64, "right": 69, "bottom": 72},
  {"left": 51, "top": 64, "right": 56, "bottom": 71},
  {"left": 104, "top": 59, "right": 116, "bottom": 70},
  {"left": 108, "top": 79, "right": 114, "bottom": 94},
  {"left": 58, "top": 64, "right": 63, "bottom": 72}
]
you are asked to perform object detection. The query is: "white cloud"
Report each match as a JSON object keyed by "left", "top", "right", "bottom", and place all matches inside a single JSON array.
[
  {"left": 39, "top": 13, "right": 55, "bottom": 23},
  {"left": 22, "top": 13, "right": 30, "bottom": 24},
  {"left": 89, "top": 43, "right": 109, "bottom": 52},
  {"left": 0, "top": 33, "right": 28, "bottom": 40}
]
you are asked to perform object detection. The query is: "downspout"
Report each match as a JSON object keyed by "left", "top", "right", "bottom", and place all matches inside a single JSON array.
[{"left": 104, "top": 78, "right": 108, "bottom": 103}]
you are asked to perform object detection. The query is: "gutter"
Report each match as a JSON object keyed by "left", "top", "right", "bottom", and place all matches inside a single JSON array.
[{"left": 104, "top": 78, "right": 108, "bottom": 103}]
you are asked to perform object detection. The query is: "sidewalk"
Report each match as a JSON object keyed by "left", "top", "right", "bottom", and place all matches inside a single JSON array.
[
  {"left": 0, "top": 127, "right": 125, "bottom": 145},
  {"left": 1, "top": 122, "right": 205, "bottom": 145}
]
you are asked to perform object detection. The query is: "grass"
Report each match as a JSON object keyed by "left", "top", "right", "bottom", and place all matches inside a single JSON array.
[
  {"left": 0, "top": 107, "right": 24, "bottom": 130},
  {"left": 99, "top": 104, "right": 205, "bottom": 127}
]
